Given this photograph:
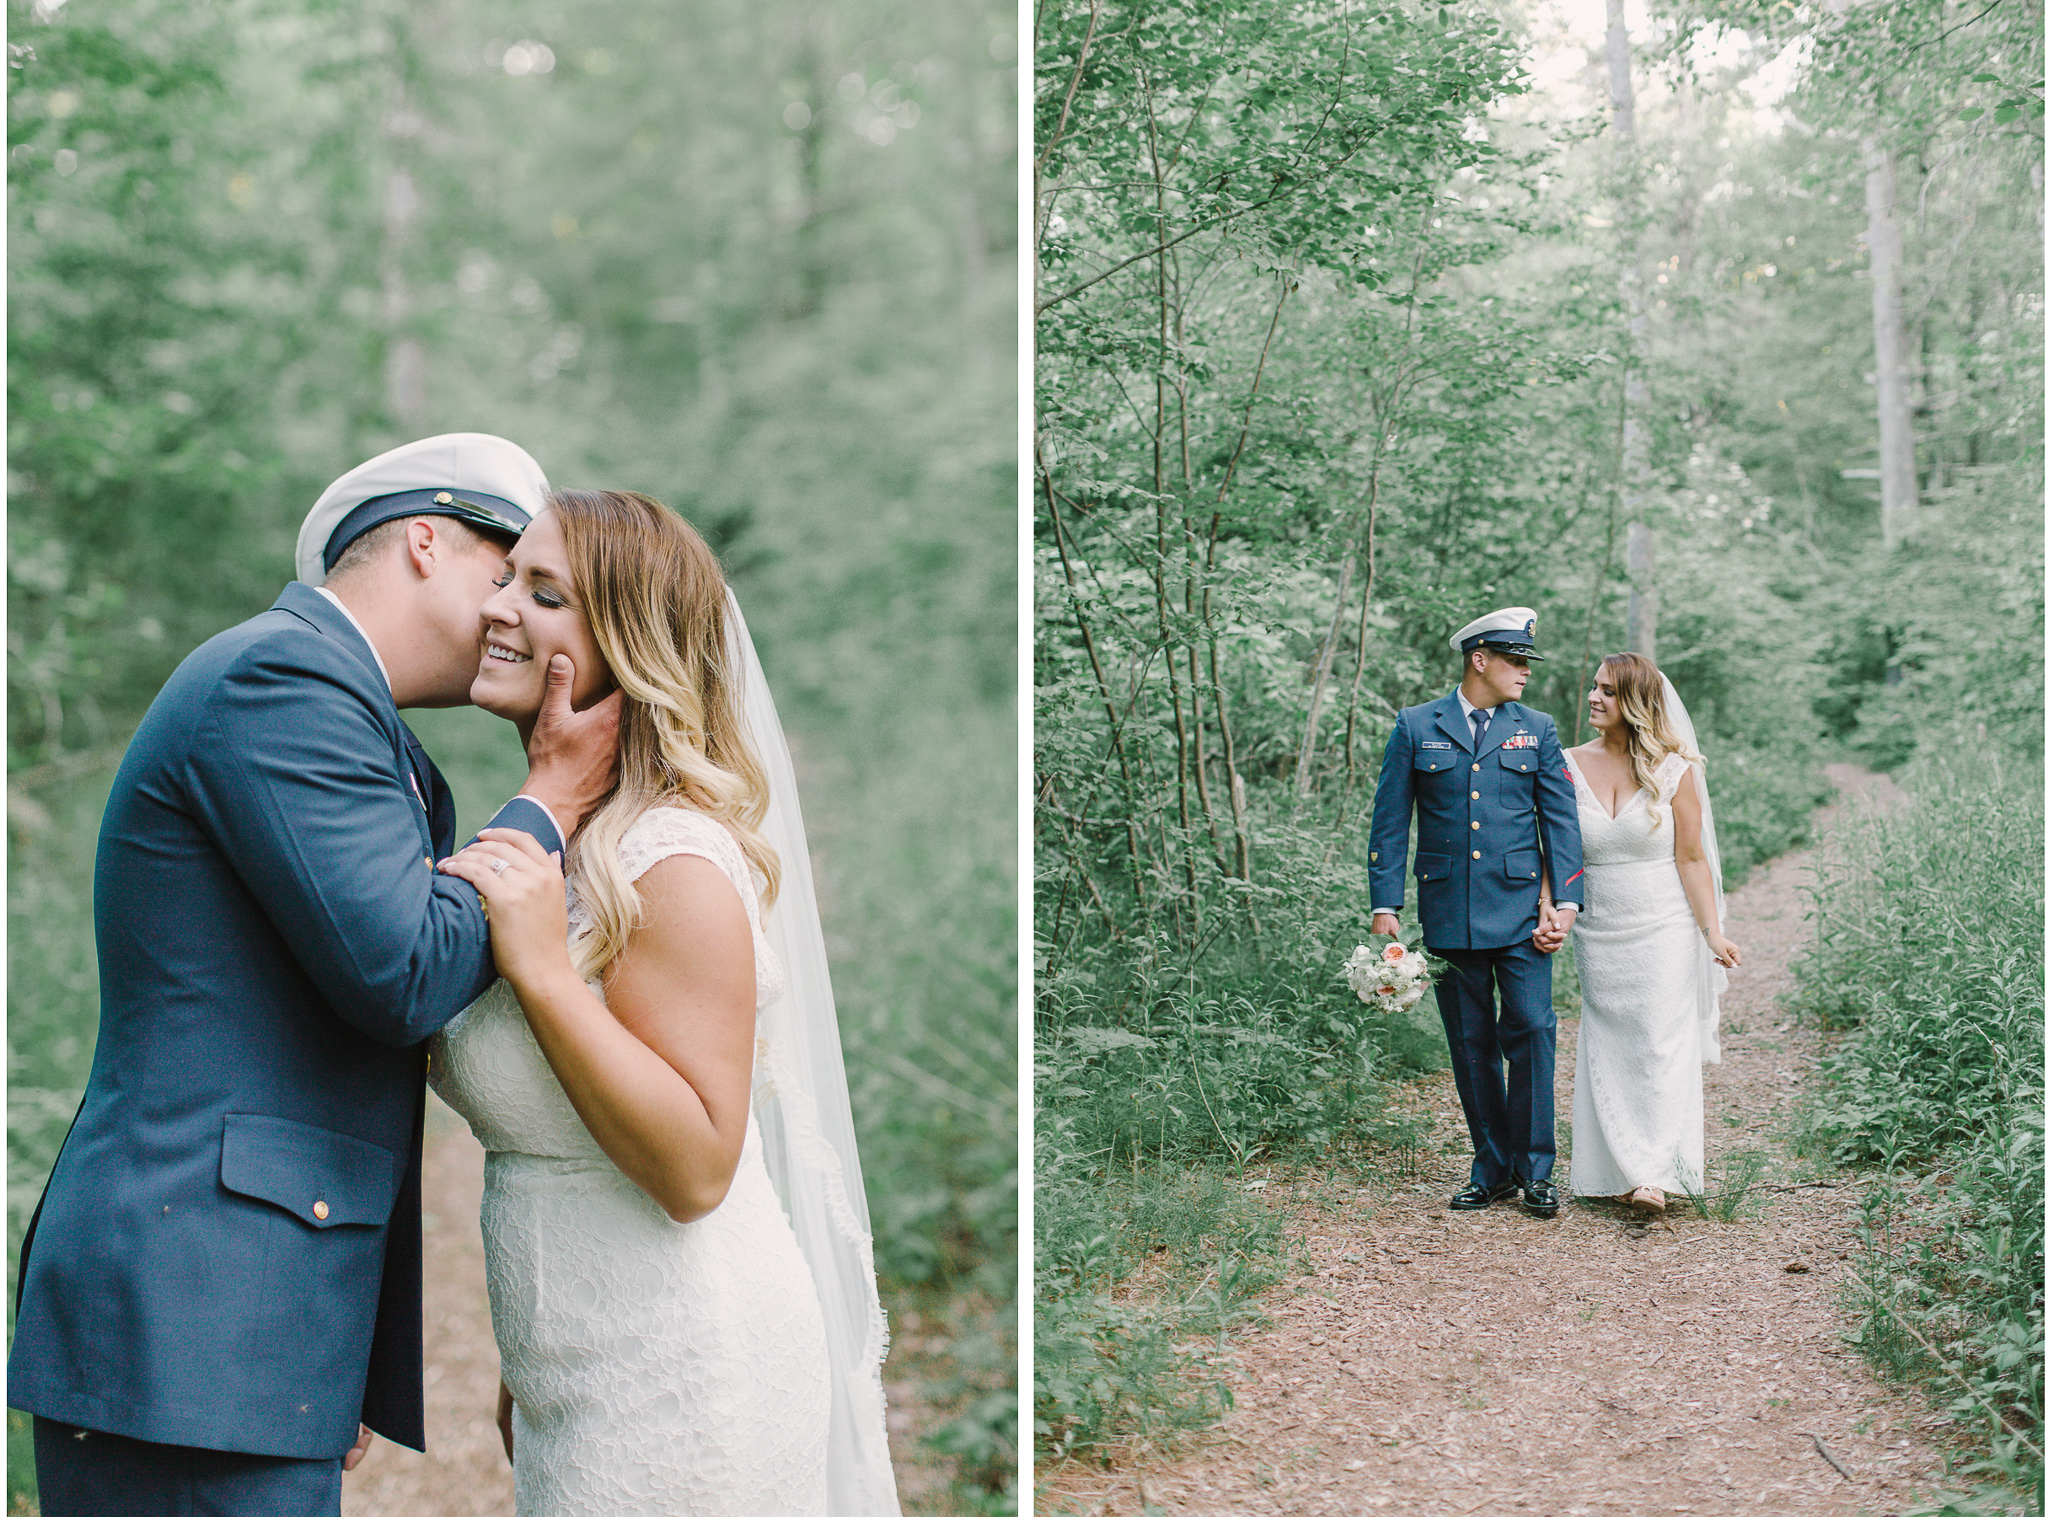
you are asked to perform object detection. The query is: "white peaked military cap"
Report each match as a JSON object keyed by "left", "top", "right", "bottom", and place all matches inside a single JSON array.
[
  {"left": 295, "top": 432, "right": 551, "bottom": 586},
  {"left": 1449, "top": 606, "right": 1545, "bottom": 660}
]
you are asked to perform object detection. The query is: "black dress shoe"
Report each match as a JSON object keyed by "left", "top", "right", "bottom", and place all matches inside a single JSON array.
[
  {"left": 1448, "top": 1180, "right": 1520, "bottom": 1211},
  {"left": 1520, "top": 1179, "right": 1561, "bottom": 1218}
]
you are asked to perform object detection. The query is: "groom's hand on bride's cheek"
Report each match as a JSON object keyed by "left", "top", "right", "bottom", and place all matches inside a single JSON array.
[{"left": 522, "top": 654, "right": 624, "bottom": 833}]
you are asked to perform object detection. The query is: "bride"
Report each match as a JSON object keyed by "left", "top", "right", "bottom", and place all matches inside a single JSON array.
[
  {"left": 1562, "top": 652, "right": 1741, "bottom": 1217},
  {"left": 427, "top": 489, "right": 900, "bottom": 1516}
]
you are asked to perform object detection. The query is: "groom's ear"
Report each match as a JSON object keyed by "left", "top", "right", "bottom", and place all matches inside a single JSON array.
[{"left": 402, "top": 516, "right": 442, "bottom": 578}]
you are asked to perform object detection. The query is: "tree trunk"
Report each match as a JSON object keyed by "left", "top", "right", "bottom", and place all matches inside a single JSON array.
[
  {"left": 1626, "top": 518, "right": 1657, "bottom": 660},
  {"left": 381, "top": 163, "right": 425, "bottom": 427},
  {"left": 378, "top": 6, "right": 431, "bottom": 433},
  {"left": 1292, "top": 544, "right": 1356, "bottom": 802},
  {"left": 1865, "top": 139, "right": 1919, "bottom": 550},
  {"left": 1603, "top": 0, "right": 1635, "bottom": 140},
  {"left": 1605, "top": 0, "right": 1654, "bottom": 657}
]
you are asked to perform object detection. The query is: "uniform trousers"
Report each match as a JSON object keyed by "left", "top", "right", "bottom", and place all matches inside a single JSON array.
[
  {"left": 33, "top": 1417, "right": 343, "bottom": 1517},
  {"left": 1430, "top": 938, "right": 1556, "bottom": 1188}
]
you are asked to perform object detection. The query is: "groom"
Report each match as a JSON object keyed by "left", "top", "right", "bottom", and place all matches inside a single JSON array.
[
  {"left": 1367, "top": 607, "right": 1584, "bottom": 1219},
  {"left": 9, "top": 434, "right": 620, "bottom": 1515}
]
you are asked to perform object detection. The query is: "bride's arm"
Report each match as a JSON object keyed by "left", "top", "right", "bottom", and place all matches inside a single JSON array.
[
  {"left": 1672, "top": 770, "right": 1741, "bottom": 968},
  {"left": 439, "top": 829, "right": 757, "bottom": 1223}
]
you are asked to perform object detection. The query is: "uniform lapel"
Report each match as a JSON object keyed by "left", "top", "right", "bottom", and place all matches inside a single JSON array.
[
  {"left": 398, "top": 723, "right": 456, "bottom": 855},
  {"left": 1436, "top": 696, "right": 1474, "bottom": 753},
  {"left": 274, "top": 582, "right": 435, "bottom": 854}
]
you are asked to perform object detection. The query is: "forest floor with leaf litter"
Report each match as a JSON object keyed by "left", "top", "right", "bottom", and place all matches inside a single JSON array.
[{"left": 1042, "top": 765, "right": 1997, "bottom": 1517}]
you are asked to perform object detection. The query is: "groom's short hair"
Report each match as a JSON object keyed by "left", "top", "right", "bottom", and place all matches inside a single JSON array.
[{"left": 325, "top": 513, "right": 508, "bottom": 584}]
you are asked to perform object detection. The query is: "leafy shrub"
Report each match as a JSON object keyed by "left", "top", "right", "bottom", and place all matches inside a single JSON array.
[
  {"left": 1034, "top": 1117, "right": 1292, "bottom": 1461},
  {"left": 1791, "top": 746, "right": 2044, "bottom": 1500}
]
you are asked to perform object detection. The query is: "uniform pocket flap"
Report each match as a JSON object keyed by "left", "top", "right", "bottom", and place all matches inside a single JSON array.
[
  {"left": 1415, "top": 852, "right": 1453, "bottom": 883},
  {"left": 220, "top": 1113, "right": 399, "bottom": 1229},
  {"left": 1504, "top": 849, "right": 1540, "bottom": 882}
]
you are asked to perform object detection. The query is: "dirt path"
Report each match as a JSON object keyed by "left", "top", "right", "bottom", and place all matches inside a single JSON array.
[
  {"left": 340, "top": 1095, "right": 952, "bottom": 1515},
  {"left": 1043, "top": 766, "right": 1972, "bottom": 1517}
]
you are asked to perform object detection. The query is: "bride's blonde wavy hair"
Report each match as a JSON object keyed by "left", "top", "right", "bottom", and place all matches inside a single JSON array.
[
  {"left": 1598, "top": 651, "right": 1702, "bottom": 831},
  {"left": 551, "top": 489, "right": 779, "bottom": 980}
]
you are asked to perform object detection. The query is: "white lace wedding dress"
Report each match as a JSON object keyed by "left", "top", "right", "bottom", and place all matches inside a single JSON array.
[
  {"left": 1567, "top": 752, "right": 1723, "bottom": 1198},
  {"left": 430, "top": 806, "right": 830, "bottom": 1515}
]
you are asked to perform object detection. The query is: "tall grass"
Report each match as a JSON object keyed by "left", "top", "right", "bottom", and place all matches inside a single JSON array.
[
  {"left": 1034, "top": 1118, "right": 1295, "bottom": 1462},
  {"left": 1791, "top": 747, "right": 2043, "bottom": 1504}
]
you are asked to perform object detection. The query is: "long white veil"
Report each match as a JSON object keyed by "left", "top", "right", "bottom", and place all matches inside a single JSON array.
[
  {"left": 1659, "top": 673, "right": 1726, "bottom": 1066},
  {"left": 726, "top": 590, "right": 902, "bottom": 1516}
]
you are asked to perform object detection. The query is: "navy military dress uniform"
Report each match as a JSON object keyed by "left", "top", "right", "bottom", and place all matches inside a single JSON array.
[
  {"left": 11, "top": 437, "right": 561, "bottom": 1517},
  {"left": 1367, "top": 692, "right": 1584, "bottom": 1197}
]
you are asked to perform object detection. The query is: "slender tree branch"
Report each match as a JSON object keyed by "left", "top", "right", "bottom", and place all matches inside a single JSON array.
[{"left": 1034, "top": 0, "right": 1102, "bottom": 179}]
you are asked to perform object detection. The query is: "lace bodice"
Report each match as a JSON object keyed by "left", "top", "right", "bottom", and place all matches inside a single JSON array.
[
  {"left": 606, "top": 805, "right": 787, "bottom": 1006},
  {"left": 429, "top": 805, "right": 830, "bottom": 1514},
  {"left": 431, "top": 806, "right": 784, "bottom": 1161},
  {"left": 1567, "top": 748, "right": 1717, "bottom": 1196},
  {"left": 1570, "top": 751, "right": 1690, "bottom": 868}
]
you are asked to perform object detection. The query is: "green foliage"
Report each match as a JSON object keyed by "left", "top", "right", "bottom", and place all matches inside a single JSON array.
[
  {"left": 1034, "top": 1118, "right": 1294, "bottom": 1462},
  {"left": 1792, "top": 750, "right": 2044, "bottom": 1503},
  {"left": 1034, "top": 0, "right": 2039, "bottom": 1477},
  {"left": 1033, "top": 932, "right": 1437, "bottom": 1460},
  {"left": 1672, "top": 1146, "right": 1770, "bottom": 1223},
  {"left": 1039, "top": 978, "right": 1429, "bottom": 1172}
]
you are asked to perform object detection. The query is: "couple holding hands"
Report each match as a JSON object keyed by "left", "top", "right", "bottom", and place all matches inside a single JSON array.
[
  {"left": 10, "top": 435, "right": 899, "bottom": 1517},
  {"left": 1367, "top": 607, "right": 1743, "bottom": 1221}
]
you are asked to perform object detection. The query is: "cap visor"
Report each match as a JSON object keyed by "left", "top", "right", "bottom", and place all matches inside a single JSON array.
[{"left": 439, "top": 503, "right": 525, "bottom": 541}]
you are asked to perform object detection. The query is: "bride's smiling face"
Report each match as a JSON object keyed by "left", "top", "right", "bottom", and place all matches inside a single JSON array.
[
  {"left": 1587, "top": 666, "right": 1622, "bottom": 732},
  {"left": 471, "top": 510, "right": 613, "bottom": 727}
]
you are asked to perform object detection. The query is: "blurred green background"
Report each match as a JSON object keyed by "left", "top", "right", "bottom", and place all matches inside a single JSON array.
[{"left": 7, "top": 0, "right": 1017, "bottom": 1509}]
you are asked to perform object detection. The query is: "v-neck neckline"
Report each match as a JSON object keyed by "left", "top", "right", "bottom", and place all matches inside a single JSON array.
[{"left": 1568, "top": 753, "right": 1644, "bottom": 823}]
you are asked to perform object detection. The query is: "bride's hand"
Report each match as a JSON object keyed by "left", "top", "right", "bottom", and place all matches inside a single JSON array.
[
  {"left": 1707, "top": 931, "right": 1741, "bottom": 968},
  {"left": 438, "top": 828, "right": 571, "bottom": 989}
]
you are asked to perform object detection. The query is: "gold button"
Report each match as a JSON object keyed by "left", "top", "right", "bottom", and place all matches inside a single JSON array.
[
  {"left": 1471, "top": 763, "right": 1480, "bottom": 772},
  {"left": 1472, "top": 820, "right": 1481, "bottom": 830},
  {"left": 1370, "top": 851, "right": 1378, "bottom": 862},
  {"left": 313, "top": 1200, "right": 330, "bottom": 1221},
  {"left": 1470, "top": 790, "right": 1479, "bottom": 799},
  {"left": 1472, "top": 850, "right": 1481, "bottom": 859},
  {"left": 433, "top": 491, "right": 453, "bottom": 505}
]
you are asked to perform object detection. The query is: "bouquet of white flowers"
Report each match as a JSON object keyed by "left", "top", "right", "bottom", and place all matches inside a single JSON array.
[{"left": 1343, "top": 938, "right": 1437, "bottom": 1012}]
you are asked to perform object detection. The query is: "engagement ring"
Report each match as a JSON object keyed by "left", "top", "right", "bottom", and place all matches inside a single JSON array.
[{"left": 490, "top": 858, "right": 509, "bottom": 876}]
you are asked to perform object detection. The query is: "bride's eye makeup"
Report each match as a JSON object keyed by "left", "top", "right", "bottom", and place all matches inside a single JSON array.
[{"left": 495, "top": 558, "right": 571, "bottom": 610}]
